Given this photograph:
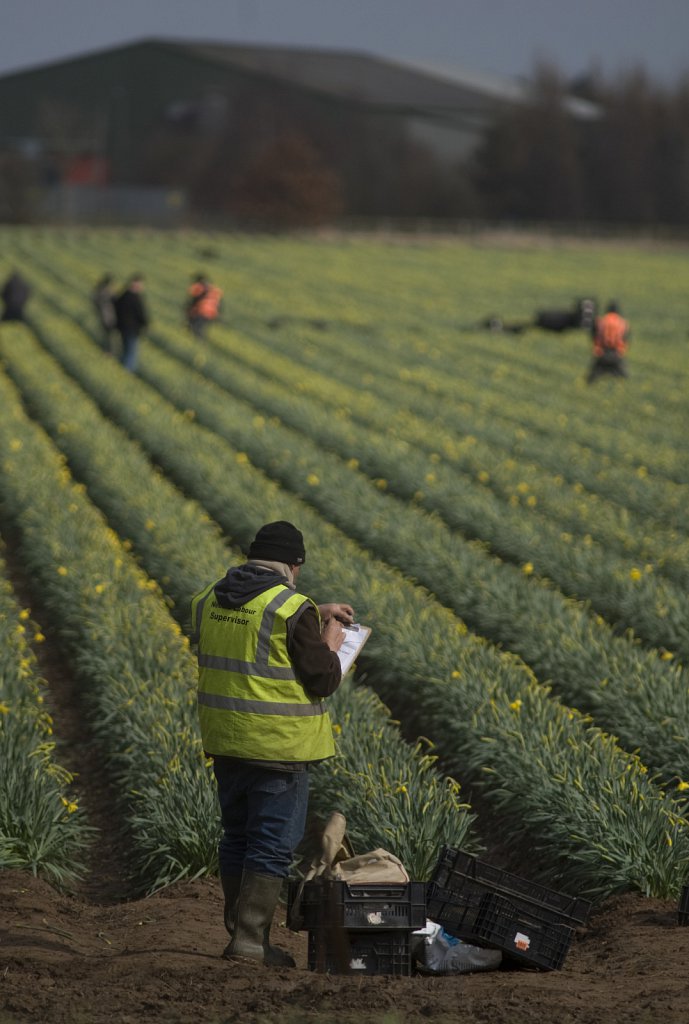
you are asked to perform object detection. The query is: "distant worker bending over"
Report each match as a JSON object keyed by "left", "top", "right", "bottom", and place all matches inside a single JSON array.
[
  {"left": 191, "top": 520, "right": 354, "bottom": 968},
  {"left": 586, "top": 301, "right": 630, "bottom": 384},
  {"left": 186, "top": 273, "right": 223, "bottom": 339}
]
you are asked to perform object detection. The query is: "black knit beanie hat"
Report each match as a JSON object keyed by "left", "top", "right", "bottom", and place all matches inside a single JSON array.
[{"left": 248, "top": 521, "right": 306, "bottom": 565}]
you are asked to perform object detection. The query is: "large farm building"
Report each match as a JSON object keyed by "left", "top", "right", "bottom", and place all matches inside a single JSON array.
[{"left": 0, "top": 38, "right": 597, "bottom": 223}]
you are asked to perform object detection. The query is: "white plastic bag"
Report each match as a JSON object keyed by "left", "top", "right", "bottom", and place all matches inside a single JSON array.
[{"left": 414, "top": 921, "right": 503, "bottom": 974}]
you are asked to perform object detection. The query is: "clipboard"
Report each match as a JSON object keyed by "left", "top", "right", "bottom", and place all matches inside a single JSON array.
[{"left": 337, "top": 624, "right": 372, "bottom": 676}]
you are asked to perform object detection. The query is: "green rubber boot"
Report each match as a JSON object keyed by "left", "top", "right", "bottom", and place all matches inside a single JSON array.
[
  {"left": 224, "top": 870, "right": 295, "bottom": 968},
  {"left": 220, "top": 875, "right": 242, "bottom": 937}
]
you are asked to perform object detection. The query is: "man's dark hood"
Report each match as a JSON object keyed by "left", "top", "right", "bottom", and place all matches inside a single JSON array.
[{"left": 214, "top": 563, "right": 288, "bottom": 609}]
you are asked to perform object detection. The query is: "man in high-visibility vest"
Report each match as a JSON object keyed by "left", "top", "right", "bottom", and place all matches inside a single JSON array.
[
  {"left": 191, "top": 521, "right": 354, "bottom": 966},
  {"left": 186, "top": 272, "right": 223, "bottom": 339},
  {"left": 586, "top": 301, "right": 631, "bottom": 384}
]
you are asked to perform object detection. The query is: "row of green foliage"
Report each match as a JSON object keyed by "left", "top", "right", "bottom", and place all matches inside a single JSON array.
[
  {"left": 0, "top": 322, "right": 476, "bottom": 880},
  {"left": 0, "top": 547, "right": 90, "bottom": 884},
  {"left": 16, "top": 296, "right": 689, "bottom": 898},
  {"left": 0, "top": 352, "right": 220, "bottom": 893}
]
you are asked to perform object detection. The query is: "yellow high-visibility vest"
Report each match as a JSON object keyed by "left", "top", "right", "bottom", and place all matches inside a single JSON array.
[{"left": 191, "top": 580, "right": 335, "bottom": 761}]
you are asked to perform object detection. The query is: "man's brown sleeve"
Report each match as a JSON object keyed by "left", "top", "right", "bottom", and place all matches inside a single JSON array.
[{"left": 288, "top": 605, "right": 342, "bottom": 698}]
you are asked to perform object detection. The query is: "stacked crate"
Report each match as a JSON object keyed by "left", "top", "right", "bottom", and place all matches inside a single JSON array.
[
  {"left": 288, "top": 880, "right": 426, "bottom": 976},
  {"left": 427, "top": 847, "right": 592, "bottom": 971}
]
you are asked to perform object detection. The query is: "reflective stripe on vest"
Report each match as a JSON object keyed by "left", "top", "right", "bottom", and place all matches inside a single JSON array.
[
  {"left": 198, "top": 692, "right": 324, "bottom": 716},
  {"left": 190, "top": 579, "right": 215, "bottom": 646}
]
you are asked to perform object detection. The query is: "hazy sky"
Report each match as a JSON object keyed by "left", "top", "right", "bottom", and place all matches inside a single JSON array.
[{"left": 1, "top": 0, "right": 687, "bottom": 85}]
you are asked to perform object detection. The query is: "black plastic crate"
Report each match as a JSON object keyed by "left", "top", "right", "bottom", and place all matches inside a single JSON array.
[
  {"left": 678, "top": 885, "right": 689, "bottom": 926},
  {"left": 289, "top": 879, "right": 426, "bottom": 931},
  {"left": 431, "top": 847, "right": 591, "bottom": 928},
  {"left": 471, "top": 892, "right": 575, "bottom": 971},
  {"left": 308, "top": 927, "right": 412, "bottom": 975},
  {"left": 425, "top": 880, "right": 487, "bottom": 938}
]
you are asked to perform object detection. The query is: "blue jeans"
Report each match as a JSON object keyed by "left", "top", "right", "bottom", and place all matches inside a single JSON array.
[
  {"left": 119, "top": 331, "right": 139, "bottom": 372},
  {"left": 213, "top": 760, "right": 310, "bottom": 879}
]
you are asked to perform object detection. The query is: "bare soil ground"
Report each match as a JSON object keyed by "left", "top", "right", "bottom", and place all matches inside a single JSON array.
[
  {"left": 1, "top": 869, "right": 687, "bottom": 1024},
  {"left": 2, "top": 501, "right": 688, "bottom": 1024}
]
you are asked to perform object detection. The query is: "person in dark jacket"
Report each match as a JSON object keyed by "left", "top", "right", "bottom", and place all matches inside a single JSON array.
[
  {"left": 113, "top": 274, "right": 149, "bottom": 372},
  {"left": 92, "top": 273, "right": 118, "bottom": 354},
  {"left": 191, "top": 521, "right": 354, "bottom": 967},
  {"left": 1, "top": 271, "right": 31, "bottom": 322}
]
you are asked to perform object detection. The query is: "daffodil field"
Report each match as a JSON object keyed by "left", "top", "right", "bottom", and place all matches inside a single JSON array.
[
  {"left": 0, "top": 550, "right": 91, "bottom": 885},
  {"left": 1, "top": 227, "right": 688, "bottom": 900}
]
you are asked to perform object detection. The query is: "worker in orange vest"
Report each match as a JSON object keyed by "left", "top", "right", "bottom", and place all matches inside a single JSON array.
[
  {"left": 586, "top": 301, "right": 630, "bottom": 384},
  {"left": 186, "top": 273, "right": 223, "bottom": 339}
]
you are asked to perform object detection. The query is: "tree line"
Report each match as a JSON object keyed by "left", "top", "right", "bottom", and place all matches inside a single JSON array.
[
  {"left": 193, "top": 64, "right": 689, "bottom": 229},
  {"left": 469, "top": 64, "right": 689, "bottom": 227}
]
